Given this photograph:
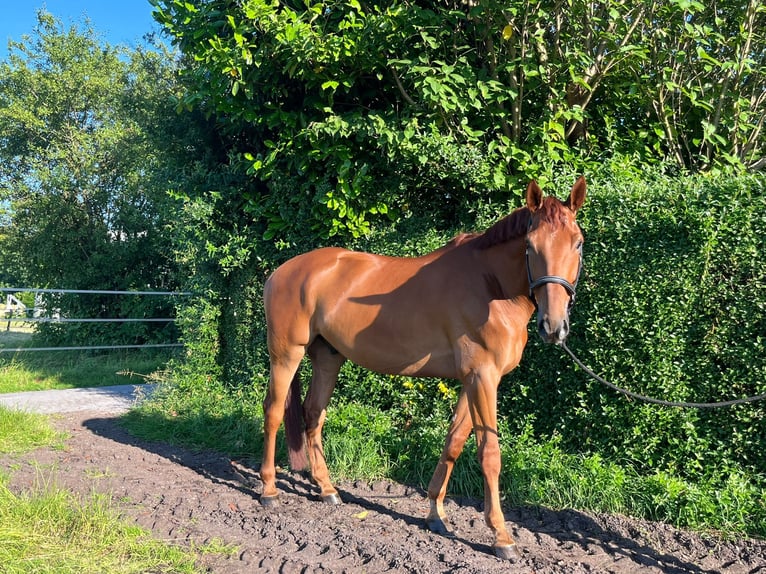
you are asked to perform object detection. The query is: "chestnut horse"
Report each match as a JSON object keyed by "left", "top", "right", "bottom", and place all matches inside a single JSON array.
[{"left": 260, "top": 177, "right": 586, "bottom": 559}]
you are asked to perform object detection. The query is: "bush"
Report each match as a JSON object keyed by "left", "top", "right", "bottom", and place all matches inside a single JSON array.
[{"left": 505, "top": 166, "right": 766, "bottom": 483}]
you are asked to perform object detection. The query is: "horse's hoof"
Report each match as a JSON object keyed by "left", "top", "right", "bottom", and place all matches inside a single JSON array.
[
  {"left": 493, "top": 543, "right": 520, "bottom": 561},
  {"left": 321, "top": 493, "right": 342, "bottom": 505},
  {"left": 260, "top": 495, "right": 279, "bottom": 508},
  {"left": 426, "top": 518, "right": 454, "bottom": 537}
]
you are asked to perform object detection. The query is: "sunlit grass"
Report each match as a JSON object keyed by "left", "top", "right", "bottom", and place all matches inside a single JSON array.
[
  {"left": 0, "top": 406, "right": 66, "bottom": 454},
  {"left": 0, "top": 331, "right": 176, "bottom": 393},
  {"left": 0, "top": 475, "right": 225, "bottom": 574},
  {"left": 121, "top": 380, "right": 265, "bottom": 458}
]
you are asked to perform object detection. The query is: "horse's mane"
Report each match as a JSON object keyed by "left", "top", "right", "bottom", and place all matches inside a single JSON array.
[{"left": 472, "top": 197, "right": 569, "bottom": 250}]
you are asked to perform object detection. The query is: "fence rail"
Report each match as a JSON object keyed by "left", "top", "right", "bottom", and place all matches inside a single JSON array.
[
  {"left": 0, "top": 344, "right": 182, "bottom": 353},
  {"left": 1, "top": 287, "right": 191, "bottom": 295},
  {"left": 1, "top": 287, "right": 188, "bottom": 353},
  {"left": 6, "top": 318, "right": 175, "bottom": 323}
]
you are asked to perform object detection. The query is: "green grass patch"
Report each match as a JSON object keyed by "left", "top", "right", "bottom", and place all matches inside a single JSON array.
[
  {"left": 121, "top": 378, "right": 265, "bottom": 458},
  {"left": 0, "top": 408, "right": 235, "bottom": 573},
  {"left": 497, "top": 425, "right": 766, "bottom": 535},
  {"left": 0, "top": 406, "right": 66, "bottom": 454},
  {"left": 0, "top": 331, "right": 176, "bottom": 393},
  {"left": 323, "top": 401, "right": 393, "bottom": 480}
]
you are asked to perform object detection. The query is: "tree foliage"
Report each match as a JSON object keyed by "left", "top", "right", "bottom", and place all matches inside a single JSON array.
[
  {"left": 0, "top": 14, "right": 191, "bottom": 344},
  {"left": 152, "top": 0, "right": 765, "bottom": 241}
]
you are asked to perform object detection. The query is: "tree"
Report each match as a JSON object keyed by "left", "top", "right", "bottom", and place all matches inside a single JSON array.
[
  {"left": 638, "top": 0, "right": 766, "bottom": 170},
  {"left": 0, "top": 13, "right": 186, "bottom": 344},
  {"left": 151, "top": 0, "right": 765, "bottom": 243}
]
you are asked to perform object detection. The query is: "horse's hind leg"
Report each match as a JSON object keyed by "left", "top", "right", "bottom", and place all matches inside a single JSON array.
[
  {"left": 261, "top": 346, "right": 304, "bottom": 505},
  {"left": 426, "top": 389, "right": 472, "bottom": 534},
  {"left": 303, "top": 337, "right": 345, "bottom": 504}
]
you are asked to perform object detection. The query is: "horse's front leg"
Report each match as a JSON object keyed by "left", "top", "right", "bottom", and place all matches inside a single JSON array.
[
  {"left": 426, "top": 389, "right": 472, "bottom": 535},
  {"left": 465, "top": 371, "right": 518, "bottom": 560}
]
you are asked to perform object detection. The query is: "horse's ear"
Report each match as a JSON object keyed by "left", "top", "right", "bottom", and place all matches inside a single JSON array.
[
  {"left": 566, "top": 176, "right": 587, "bottom": 213},
  {"left": 526, "top": 181, "right": 543, "bottom": 212}
]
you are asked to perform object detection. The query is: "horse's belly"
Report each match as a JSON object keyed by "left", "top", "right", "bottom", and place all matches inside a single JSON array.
[
  {"left": 353, "top": 352, "right": 457, "bottom": 379},
  {"left": 320, "top": 318, "right": 456, "bottom": 378}
]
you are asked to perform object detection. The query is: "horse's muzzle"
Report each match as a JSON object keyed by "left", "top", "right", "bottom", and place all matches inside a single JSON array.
[{"left": 538, "top": 316, "right": 569, "bottom": 345}]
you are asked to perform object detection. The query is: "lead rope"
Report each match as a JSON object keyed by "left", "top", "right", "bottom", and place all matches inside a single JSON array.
[{"left": 559, "top": 341, "right": 766, "bottom": 409}]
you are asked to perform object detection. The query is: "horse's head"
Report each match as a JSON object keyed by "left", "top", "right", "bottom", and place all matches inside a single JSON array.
[{"left": 525, "top": 176, "right": 586, "bottom": 345}]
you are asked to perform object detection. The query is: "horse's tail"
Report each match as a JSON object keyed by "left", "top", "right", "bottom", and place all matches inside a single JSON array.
[{"left": 284, "top": 371, "right": 308, "bottom": 471}]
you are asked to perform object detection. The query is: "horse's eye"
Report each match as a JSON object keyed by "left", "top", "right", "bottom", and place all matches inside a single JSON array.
[{"left": 576, "top": 240, "right": 583, "bottom": 252}]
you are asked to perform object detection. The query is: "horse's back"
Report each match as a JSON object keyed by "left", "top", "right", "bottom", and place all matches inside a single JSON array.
[
  {"left": 265, "top": 246, "right": 395, "bottom": 334},
  {"left": 264, "top": 245, "right": 463, "bottom": 373},
  {"left": 265, "top": 246, "right": 434, "bottom": 307},
  {"left": 265, "top": 246, "right": 391, "bottom": 307}
]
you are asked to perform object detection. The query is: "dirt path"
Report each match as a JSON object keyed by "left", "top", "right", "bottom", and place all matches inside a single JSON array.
[{"left": 3, "top": 411, "right": 765, "bottom": 573}]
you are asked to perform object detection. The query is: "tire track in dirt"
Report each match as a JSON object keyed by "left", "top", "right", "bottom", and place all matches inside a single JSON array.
[{"left": 3, "top": 411, "right": 765, "bottom": 573}]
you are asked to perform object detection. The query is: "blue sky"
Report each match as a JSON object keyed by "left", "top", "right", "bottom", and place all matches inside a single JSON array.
[{"left": 1, "top": 1, "right": 161, "bottom": 60}]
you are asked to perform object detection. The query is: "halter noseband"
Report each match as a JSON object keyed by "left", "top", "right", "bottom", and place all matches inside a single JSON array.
[{"left": 525, "top": 223, "right": 583, "bottom": 312}]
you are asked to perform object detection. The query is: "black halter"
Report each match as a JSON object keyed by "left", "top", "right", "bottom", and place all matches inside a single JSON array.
[{"left": 525, "top": 227, "right": 583, "bottom": 312}]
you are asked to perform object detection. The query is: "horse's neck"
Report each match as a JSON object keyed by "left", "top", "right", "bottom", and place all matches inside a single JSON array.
[{"left": 474, "top": 238, "right": 529, "bottom": 302}]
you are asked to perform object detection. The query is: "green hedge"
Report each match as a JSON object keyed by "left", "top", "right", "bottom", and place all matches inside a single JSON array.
[{"left": 507, "top": 167, "right": 766, "bottom": 483}]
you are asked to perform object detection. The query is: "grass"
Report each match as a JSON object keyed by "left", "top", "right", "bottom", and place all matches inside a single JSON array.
[
  {"left": 0, "top": 407, "right": 67, "bottom": 454},
  {"left": 120, "top": 380, "right": 266, "bottom": 458},
  {"left": 0, "top": 330, "right": 177, "bottom": 393},
  {"left": 0, "top": 329, "right": 222, "bottom": 572},
  {"left": 0, "top": 406, "right": 235, "bottom": 573}
]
